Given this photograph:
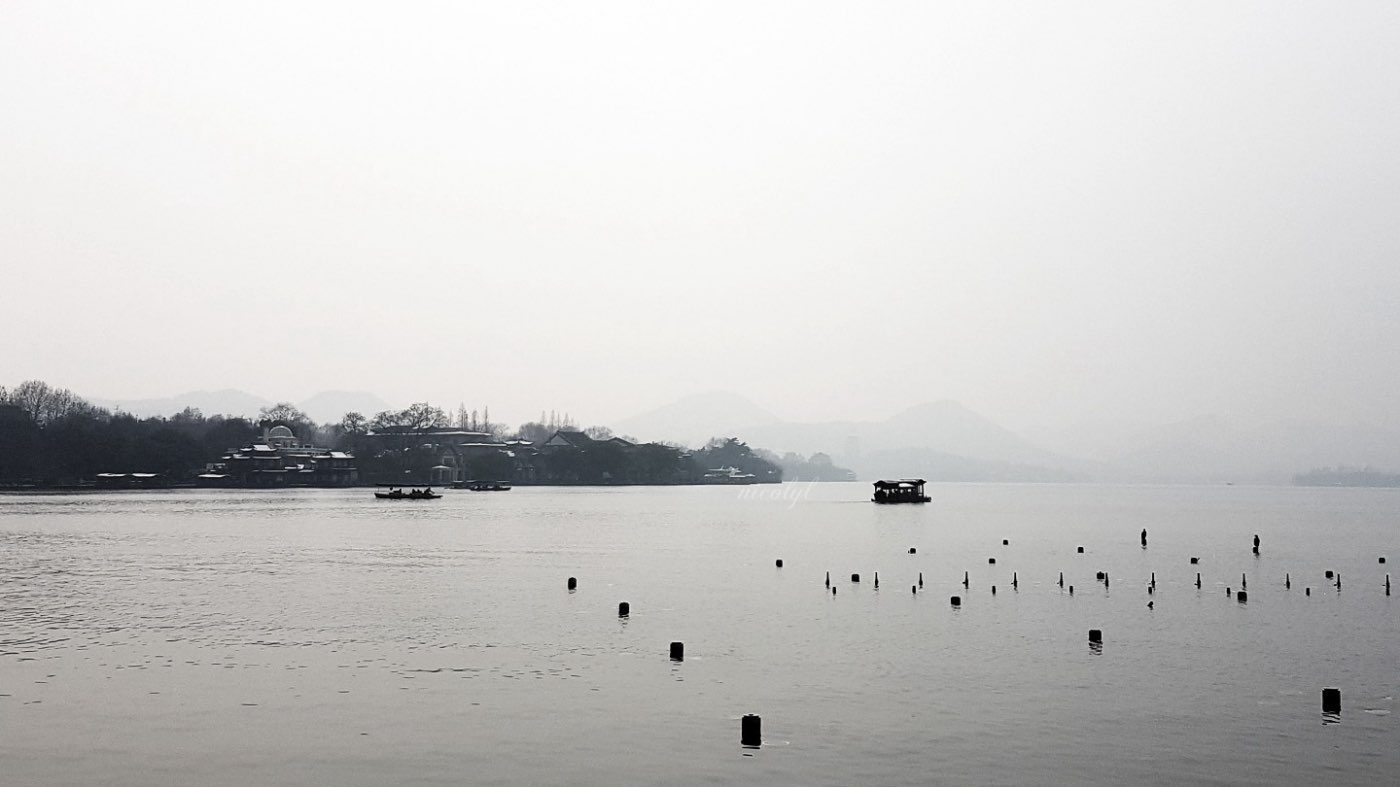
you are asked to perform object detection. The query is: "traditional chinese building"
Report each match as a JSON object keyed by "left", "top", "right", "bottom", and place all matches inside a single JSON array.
[{"left": 206, "top": 424, "right": 358, "bottom": 487}]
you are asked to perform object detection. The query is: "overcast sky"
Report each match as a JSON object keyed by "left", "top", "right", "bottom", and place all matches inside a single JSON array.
[{"left": 2, "top": 1, "right": 1397, "bottom": 432}]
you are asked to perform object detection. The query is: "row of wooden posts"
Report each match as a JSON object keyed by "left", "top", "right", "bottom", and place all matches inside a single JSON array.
[{"left": 566, "top": 534, "right": 1385, "bottom": 745}]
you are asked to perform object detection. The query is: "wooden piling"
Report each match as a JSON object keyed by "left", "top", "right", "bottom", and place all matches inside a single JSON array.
[
  {"left": 567, "top": 577, "right": 577, "bottom": 591},
  {"left": 741, "top": 714, "right": 762, "bottom": 746},
  {"left": 670, "top": 642, "right": 684, "bottom": 661},
  {"left": 1322, "top": 688, "right": 1341, "bottom": 714},
  {"left": 619, "top": 602, "right": 630, "bottom": 617}
]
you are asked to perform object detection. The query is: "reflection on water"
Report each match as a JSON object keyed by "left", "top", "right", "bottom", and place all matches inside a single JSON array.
[{"left": 1, "top": 484, "right": 1398, "bottom": 785}]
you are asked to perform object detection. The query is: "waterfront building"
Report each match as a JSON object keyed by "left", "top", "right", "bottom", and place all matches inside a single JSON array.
[{"left": 209, "top": 425, "right": 357, "bottom": 487}]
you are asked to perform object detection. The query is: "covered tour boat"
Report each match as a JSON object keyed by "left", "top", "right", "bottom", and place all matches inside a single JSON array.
[{"left": 871, "top": 479, "right": 930, "bottom": 504}]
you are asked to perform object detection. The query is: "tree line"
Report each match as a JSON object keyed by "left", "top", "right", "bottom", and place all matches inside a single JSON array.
[{"left": 0, "top": 380, "right": 785, "bottom": 487}]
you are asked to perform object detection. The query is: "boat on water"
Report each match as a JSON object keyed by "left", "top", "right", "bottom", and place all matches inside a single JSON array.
[
  {"left": 700, "top": 466, "right": 758, "bottom": 485},
  {"left": 872, "top": 479, "right": 930, "bottom": 504},
  {"left": 453, "top": 480, "right": 513, "bottom": 491},
  {"left": 373, "top": 486, "right": 441, "bottom": 500}
]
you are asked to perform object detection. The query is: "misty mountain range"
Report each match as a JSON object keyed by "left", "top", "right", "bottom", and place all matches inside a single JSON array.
[
  {"left": 617, "top": 392, "right": 1400, "bottom": 484},
  {"left": 88, "top": 388, "right": 1400, "bottom": 483}
]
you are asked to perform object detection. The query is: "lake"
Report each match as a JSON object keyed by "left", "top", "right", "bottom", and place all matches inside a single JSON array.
[{"left": 1, "top": 483, "right": 1395, "bottom": 785}]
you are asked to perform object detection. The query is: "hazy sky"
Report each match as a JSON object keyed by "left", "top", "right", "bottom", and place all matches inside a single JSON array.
[{"left": 2, "top": 1, "right": 1397, "bottom": 432}]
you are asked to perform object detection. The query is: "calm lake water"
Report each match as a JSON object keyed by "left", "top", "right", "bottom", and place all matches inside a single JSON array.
[{"left": 1, "top": 483, "right": 1395, "bottom": 785}]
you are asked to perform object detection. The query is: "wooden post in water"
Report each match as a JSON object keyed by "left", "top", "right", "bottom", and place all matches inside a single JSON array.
[
  {"left": 1013, "top": 572, "right": 1018, "bottom": 588},
  {"left": 918, "top": 572, "right": 923, "bottom": 588},
  {"left": 618, "top": 602, "right": 630, "bottom": 617},
  {"left": 1141, "top": 529, "right": 1147, "bottom": 547},
  {"left": 1286, "top": 573, "right": 1291, "bottom": 589},
  {"left": 741, "top": 714, "right": 762, "bottom": 746},
  {"left": 670, "top": 642, "right": 684, "bottom": 661},
  {"left": 775, "top": 559, "right": 783, "bottom": 568},
  {"left": 851, "top": 573, "right": 860, "bottom": 583},
  {"left": 1059, "top": 572, "right": 1064, "bottom": 588},
  {"left": 825, "top": 571, "right": 830, "bottom": 588},
  {"left": 1237, "top": 590, "right": 1247, "bottom": 603},
  {"left": 874, "top": 572, "right": 879, "bottom": 589},
  {"left": 950, "top": 596, "right": 961, "bottom": 607},
  {"left": 567, "top": 577, "right": 577, "bottom": 590},
  {"left": 1196, "top": 573, "right": 1202, "bottom": 588},
  {"left": 963, "top": 571, "right": 969, "bottom": 588},
  {"left": 1089, "top": 629, "right": 1102, "bottom": 643},
  {"left": 1322, "top": 688, "right": 1341, "bottom": 714}
]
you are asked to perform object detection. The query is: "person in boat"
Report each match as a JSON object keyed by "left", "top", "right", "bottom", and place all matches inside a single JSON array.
[{"left": 423, "top": 487, "right": 433, "bottom": 496}]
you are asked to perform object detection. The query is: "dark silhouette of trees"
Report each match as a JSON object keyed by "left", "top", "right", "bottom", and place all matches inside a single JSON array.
[{"left": 0, "top": 380, "right": 259, "bottom": 486}]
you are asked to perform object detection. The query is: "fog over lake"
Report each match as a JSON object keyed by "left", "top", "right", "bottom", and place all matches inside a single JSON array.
[
  {"left": 3, "top": 2, "right": 1399, "bottom": 443},
  {"left": 3, "top": 2, "right": 1398, "bottom": 784}
]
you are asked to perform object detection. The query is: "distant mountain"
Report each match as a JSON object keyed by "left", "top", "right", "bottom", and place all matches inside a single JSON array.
[
  {"left": 739, "top": 399, "right": 1091, "bottom": 479},
  {"left": 93, "top": 389, "right": 273, "bottom": 419},
  {"left": 299, "top": 390, "right": 392, "bottom": 424},
  {"left": 614, "top": 391, "right": 781, "bottom": 446}
]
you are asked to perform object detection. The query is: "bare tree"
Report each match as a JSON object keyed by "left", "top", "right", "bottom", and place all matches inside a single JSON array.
[{"left": 340, "top": 412, "right": 368, "bottom": 436}]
